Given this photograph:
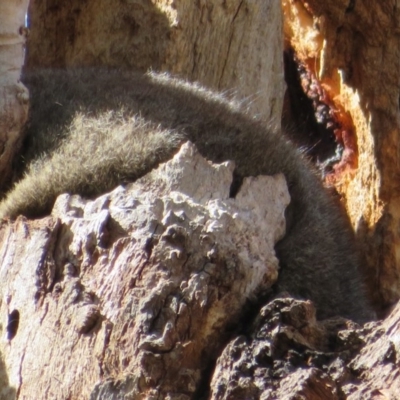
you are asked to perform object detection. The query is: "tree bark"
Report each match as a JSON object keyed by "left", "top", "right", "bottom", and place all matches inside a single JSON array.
[
  {"left": 209, "top": 297, "right": 400, "bottom": 399},
  {"left": 0, "top": 0, "right": 30, "bottom": 189},
  {"left": 0, "top": 143, "right": 289, "bottom": 399},
  {"left": 26, "top": 0, "right": 284, "bottom": 121},
  {"left": 282, "top": 0, "right": 400, "bottom": 311},
  {"left": 2, "top": 0, "right": 400, "bottom": 398},
  {"left": 1, "top": 2, "right": 288, "bottom": 396}
]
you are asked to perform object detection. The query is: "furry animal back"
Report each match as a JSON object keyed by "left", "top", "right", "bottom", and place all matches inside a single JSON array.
[{"left": 0, "top": 69, "right": 373, "bottom": 321}]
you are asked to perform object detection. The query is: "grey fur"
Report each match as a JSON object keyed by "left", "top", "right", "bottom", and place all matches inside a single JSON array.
[{"left": 0, "top": 69, "right": 373, "bottom": 321}]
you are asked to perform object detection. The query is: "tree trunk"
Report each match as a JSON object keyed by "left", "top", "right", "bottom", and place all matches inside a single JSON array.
[
  {"left": 282, "top": 0, "right": 400, "bottom": 312},
  {"left": 2, "top": 0, "right": 400, "bottom": 398},
  {"left": 26, "top": 0, "right": 284, "bottom": 121},
  {"left": 0, "top": 143, "right": 289, "bottom": 399},
  {"left": 0, "top": 0, "right": 30, "bottom": 189},
  {"left": 1, "top": 1, "right": 288, "bottom": 398}
]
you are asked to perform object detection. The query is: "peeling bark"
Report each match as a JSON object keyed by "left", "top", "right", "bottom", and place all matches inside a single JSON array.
[{"left": 282, "top": 0, "right": 400, "bottom": 311}]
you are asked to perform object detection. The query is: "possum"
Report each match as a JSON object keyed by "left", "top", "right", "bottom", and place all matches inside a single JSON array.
[{"left": 0, "top": 68, "right": 374, "bottom": 322}]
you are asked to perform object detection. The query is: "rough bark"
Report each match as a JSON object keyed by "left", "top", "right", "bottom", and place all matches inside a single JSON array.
[
  {"left": 0, "top": 0, "right": 30, "bottom": 189},
  {"left": 2, "top": 0, "right": 400, "bottom": 398},
  {"left": 282, "top": 0, "right": 400, "bottom": 311},
  {"left": 1, "top": 1, "right": 290, "bottom": 397},
  {"left": 2, "top": 138, "right": 400, "bottom": 399},
  {"left": 209, "top": 297, "right": 400, "bottom": 400},
  {"left": 0, "top": 143, "right": 289, "bottom": 399},
  {"left": 26, "top": 0, "right": 284, "bottom": 121}
]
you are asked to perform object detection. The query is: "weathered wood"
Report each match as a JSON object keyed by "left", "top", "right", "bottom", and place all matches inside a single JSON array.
[
  {"left": 283, "top": 0, "right": 400, "bottom": 310},
  {"left": 26, "top": 0, "right": 284, "bottom": 120},
  {"left": 0, "top": 143, "right": 289, "bottom": 398},
  {"left": 210, "top": 296, "right": 400, "bottom": 400},
  {"left": 2, "top": 0, "right": 400, "bottom": 398},
  {"left": 0, "top": 0, "right": 30, "bottom": 188}
]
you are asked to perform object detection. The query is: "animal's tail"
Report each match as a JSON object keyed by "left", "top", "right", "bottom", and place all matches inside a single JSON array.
[{"left": 0, "top": 111, "right": 183, "bottom": 219}]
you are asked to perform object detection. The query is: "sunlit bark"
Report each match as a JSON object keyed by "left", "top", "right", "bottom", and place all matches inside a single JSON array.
[{"left": 0, "top": 0, "right": 30, "bottom": 189}]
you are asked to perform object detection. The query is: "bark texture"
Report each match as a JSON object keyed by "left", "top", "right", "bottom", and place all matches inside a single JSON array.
[
  {"left": 209, "top": 297, "right": 400, "bottom": 400},
  {"left": 282, "top": 0, "right": 400, "bottom": 311},
  {"left": 0, "top": 143, "right": 289, "bottom": 399},
  {"left": 26, "top": 0, "right": 284, "bottom": 120},
  {"left": 2, "top": 0, "right": 400, "bottom": 398},
  {"left": 0, "top": 0, "right": 30, "bottom": 189},
  {"left": 3, "top": 143, "right": 399, "bottom": 399}
]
